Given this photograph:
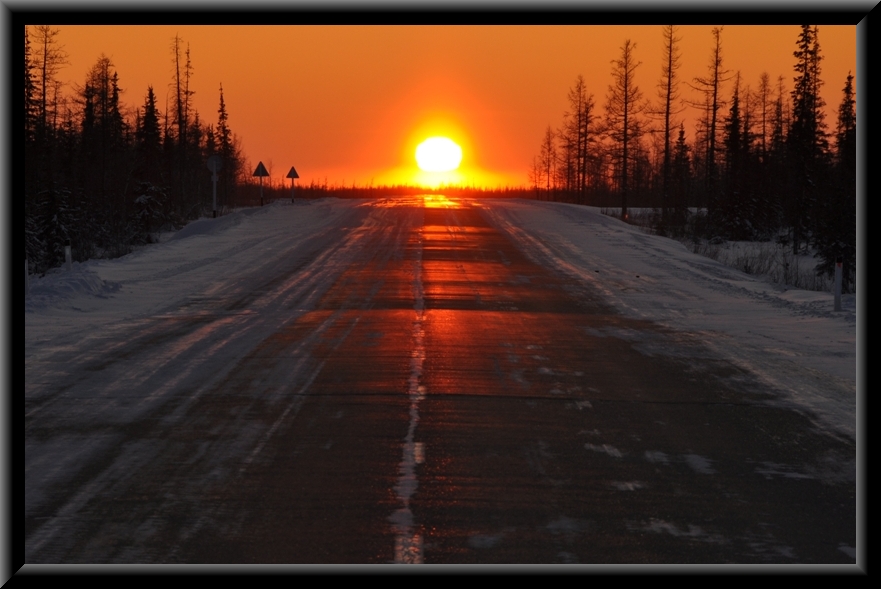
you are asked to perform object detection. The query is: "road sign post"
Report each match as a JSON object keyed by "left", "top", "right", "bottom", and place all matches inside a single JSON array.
[
  {"left": 64, "top": 239, "right": 72, "bottom": 271},
  {"left": 834, "top": 257, "right": 842, "bottom": 312},
  {"left": 286, "top": 166, "right": 299, "bottom": 203},
  {"left": 207, "top": 155, "right": 223, "bottom": 218},
  {"left": 254, "top": 161, "right": 269, "bottom": 206}
]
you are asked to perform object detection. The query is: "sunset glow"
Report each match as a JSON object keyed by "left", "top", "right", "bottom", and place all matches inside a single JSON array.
[{"left": 39, "top": 24, "right": 858, "bottom": 190}]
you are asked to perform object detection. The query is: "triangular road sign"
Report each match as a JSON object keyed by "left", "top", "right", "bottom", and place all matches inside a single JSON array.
[
  {"left": 286, "top": 166, "right": 299, "bottom": 179},
  {"left": 253, "top": 161, "right": 269, "bottom": 177}
]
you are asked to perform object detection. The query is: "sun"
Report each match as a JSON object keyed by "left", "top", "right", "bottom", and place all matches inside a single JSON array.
[{"left": 415, "top": 137, "right": 462, "bottom": 173}]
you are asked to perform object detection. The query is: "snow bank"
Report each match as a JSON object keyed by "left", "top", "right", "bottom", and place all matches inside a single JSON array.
[
  {"left": 25, "top": 262, "right": 121, "bottom": 311},
  {"left": 166, "top": 202, "right": 273, "bottom": 242}
]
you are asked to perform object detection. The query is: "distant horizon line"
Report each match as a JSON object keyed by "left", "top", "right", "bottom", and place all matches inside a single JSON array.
[{"left": 247, "top": 179, "right": 534, "bottom": 191}]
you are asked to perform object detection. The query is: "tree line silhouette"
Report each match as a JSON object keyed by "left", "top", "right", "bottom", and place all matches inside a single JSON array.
[
  {"left": 529, "top": 25, "right": 856, "bottom": 293},
  {"left": 22, "top": 26, "right": 855, "bottom": 294},
  {"left": 24, "top": 28, "right": 247, "bottom": 275}
]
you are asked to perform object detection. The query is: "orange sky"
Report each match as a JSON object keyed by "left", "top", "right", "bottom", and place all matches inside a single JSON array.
[{"left": 43, "top": 25, "right": 857, "bottom": 189}]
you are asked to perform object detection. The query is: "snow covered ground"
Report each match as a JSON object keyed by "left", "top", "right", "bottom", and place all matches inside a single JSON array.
[{"left": 25, "top": 197, "right": 858, "bottom": 441}]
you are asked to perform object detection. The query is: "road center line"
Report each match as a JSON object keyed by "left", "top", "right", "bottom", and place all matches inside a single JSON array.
[{"left": 391, "top": 217, "right": 426, "bottom": 564}]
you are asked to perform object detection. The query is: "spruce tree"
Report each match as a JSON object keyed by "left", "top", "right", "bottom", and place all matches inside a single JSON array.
[
  {"left": 721, "top": 73, "right": 744, "bottom": 237},
  {"left": 811, "top": 72, "right": 856, "bottom": 293},
  {"left": 786, "top": 25, "right": 829, "bottom": 253},
  {"left": 24, "top": 28, "right": 37, "bottom": 146},
  {"left": 217, "top": 83, "right": 236, "bottom": 210},
  {"left": 136, "top": 86, "right": 163, "bottom": 185},
  {"left": 671, "top": 123, "right": 691, "bottom": 229},
  {"left": 835, "top": 72, "right": 856, "bottom": 172}
]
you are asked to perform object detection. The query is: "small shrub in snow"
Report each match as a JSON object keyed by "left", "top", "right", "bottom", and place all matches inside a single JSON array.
[
  {"left": 684, "top": 237, "right": 830, "bottom": 292},
  {"left": 600, "top": 207, "right": 836, "bottom": 293}
]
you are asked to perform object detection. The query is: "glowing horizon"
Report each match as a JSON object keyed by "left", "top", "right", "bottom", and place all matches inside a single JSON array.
[{"left": 42, "top": 25, "right": 858, "bottom": 190}]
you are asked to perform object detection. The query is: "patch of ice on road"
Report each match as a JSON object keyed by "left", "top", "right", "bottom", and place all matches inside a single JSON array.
[
  {"left": 803, "top": 450, "right": 856, "bottom": 485},
  {"left": 583, "top": 325, "right": 717, "bottom": 360},
  {"left": 684, "top": 453, "right": 717, "bottom": 474},
  {"left": 388, "top": 508, "right": 411, "bottom": 528},
  {"left": 745, "top": 538, "right": 798, "bottom": 561},
  {"left": 771, "top": 544, "right": 796, "bottom": 559},
  {"left": 612, "top": 481, "right": 644, "bottom": 491},
  {"left": 585, "top": 443, "right": 622, "bottom": 458},
  {"left": 25, "top": 432, "right": 121, "bottom": 518},
  {"left": 546, "top": 516, "right": 586, "bottom": 535},
  {"left": 509, "top": 369, "right": 528, "bottom": 388},
  {"left": 754, "top": 462, "right": 815, "bottom": 480},
  {"left": 583, "top": 326, "right": 641, "bottom": 340},
  {"left": 644, "top": 450, "right": 670, "bottom": 464},
  {"left": 468, "top": 533, "right": 503, "bottom": 549},
  {"left": 638, "top": 519, "right": 726, "bottom": 544},
  {"left": 643, "top": 451, "right": 717, "bottom": 473}
]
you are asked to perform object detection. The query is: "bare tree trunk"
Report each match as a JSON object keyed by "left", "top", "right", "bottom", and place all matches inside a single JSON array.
[
  {"left": 689, "top": 27, "right": 731, "bottom": 219},
  {"left": 606, "top": 39, "right": 643, "bottom": 220},
  {"left": 659, "top": 25, "right": 682, "bottom": 226}
]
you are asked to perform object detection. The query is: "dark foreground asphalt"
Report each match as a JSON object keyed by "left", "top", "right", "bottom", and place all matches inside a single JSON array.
[{"left": 24, "top": 198, "right": 856, "bottom": 565}]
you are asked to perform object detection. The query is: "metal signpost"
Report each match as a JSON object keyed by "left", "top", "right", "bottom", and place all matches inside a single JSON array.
[
  {"left": 254, "top": 161, "right": 269, "bottom": 206},
  {"left": 286, "top": 166, "right": 299, "bottom": 203},
  {"left": 834, "top": 257, "right": 842, "bottom": 312},
  {"left": 207, "top": 155, "right": 222, "bottom": 218}
]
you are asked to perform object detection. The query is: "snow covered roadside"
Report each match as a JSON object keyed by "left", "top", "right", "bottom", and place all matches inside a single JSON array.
[
  {"left": 25, "top": 199, "right": 362, "bottom": 346},
  {"left": 480, "top": 199, "right": 857, "bottom": 441}
]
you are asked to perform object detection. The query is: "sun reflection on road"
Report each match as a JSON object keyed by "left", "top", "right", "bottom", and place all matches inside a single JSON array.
[
  {"left": 422, "top": 194, "right": 461, "bottom": 208},
  {"left": 364, "top": 194, "right": 464, "bottom": 209}
]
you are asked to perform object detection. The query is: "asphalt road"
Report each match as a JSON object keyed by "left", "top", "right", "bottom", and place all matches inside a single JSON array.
[{"left": 24, "top": 196, "right": 856, "bottom": 564}]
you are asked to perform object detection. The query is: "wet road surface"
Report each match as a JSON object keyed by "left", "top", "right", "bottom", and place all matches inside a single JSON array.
[{"left": 24, "top": 196, "right": 856, "bottom": 564}]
